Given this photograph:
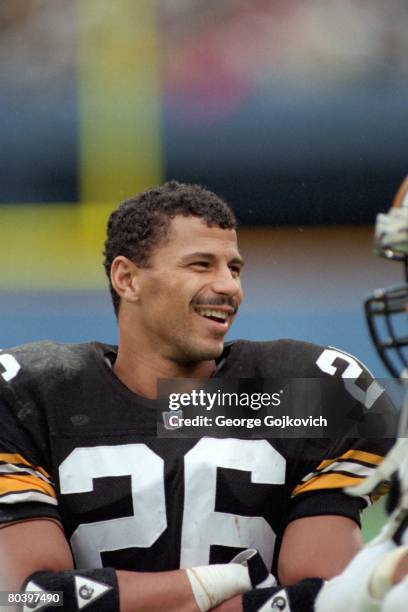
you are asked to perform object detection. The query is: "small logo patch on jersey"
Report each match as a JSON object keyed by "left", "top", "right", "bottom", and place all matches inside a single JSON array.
[
  {"left": 162, "top": 409, "right": 183, "bottom": 430},
  {"left": 70, "top": 414, "right": 90, "bottom": 426},
  {"left": 74, "top": 576, "right": 112, "bottom": 609}
]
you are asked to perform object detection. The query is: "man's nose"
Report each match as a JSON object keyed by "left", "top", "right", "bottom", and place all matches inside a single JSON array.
[{"left": 211, "top": 266, "right": 242, "bottom": 298}]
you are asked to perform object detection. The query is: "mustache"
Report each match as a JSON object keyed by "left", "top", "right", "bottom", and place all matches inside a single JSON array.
[{"left": 192, "top": 296, "right": 239, "bottom": 314}]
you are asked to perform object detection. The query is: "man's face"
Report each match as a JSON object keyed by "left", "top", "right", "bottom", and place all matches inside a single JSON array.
[{"left": 133, "top": 215, "right": 244, "bottom": 364}]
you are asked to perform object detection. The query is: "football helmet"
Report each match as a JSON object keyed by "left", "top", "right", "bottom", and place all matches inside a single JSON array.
[
  {"left": 349, "top": 177, "right": 408, "bottom": 532},
  {"left": 365, "top": 176, "right": 408, "bottom": 381}
]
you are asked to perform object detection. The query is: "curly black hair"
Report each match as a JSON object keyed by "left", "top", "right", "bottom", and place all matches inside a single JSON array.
[{"left": 103, "top": 180, "right": 237, "bottom": 316}]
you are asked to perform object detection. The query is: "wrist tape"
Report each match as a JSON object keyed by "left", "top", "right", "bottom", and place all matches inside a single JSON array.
[
  {"left": 21, "top": 568, "right": 119, "bottom": 612},
  {"left": 186, "top": 549, "right": 275, "bottom": 612},
  {"left": 186, "top": 564, "right": 251, "bottom": 611}
]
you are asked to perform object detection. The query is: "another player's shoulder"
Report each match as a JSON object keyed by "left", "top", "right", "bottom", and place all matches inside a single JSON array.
[
  {"left": 227, "top": 338, "right": 361, "bottom": 377},
  {"left": 0, "top": 340, "right": 114, "bottom": 395}
]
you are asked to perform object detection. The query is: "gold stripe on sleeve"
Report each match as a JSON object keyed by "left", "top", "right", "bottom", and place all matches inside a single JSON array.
[
  {"left": 314, "top": 450, "right": 385, "bottom": 472},
  {"left": 0, "top": 473, "right": 56, "bottom": 499},
  {"left": 292, "top": 473, "right": 366, "bottom": 497},
  {"left": 0, "top": 453, "right": 51, "bottom": 479}
]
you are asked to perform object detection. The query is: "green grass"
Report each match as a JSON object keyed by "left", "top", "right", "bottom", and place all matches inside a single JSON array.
[{"left": 361, "top": 496, "right": 388, "bottom": 542}]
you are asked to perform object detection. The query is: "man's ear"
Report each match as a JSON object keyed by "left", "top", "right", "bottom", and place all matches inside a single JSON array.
[{"left": 110, "top": 256, "right": 141, "bottom": 304}]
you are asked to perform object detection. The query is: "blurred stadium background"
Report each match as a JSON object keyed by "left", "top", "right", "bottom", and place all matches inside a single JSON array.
[{"left": 1, "top": 0, "right": 408, "bottom": 539}]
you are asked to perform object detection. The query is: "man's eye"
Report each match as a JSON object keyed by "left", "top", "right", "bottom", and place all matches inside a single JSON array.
[
  {"left": 191, "top": 262, "right": 209, "bottom": 269},
  {"left": 229, "top": 266, "right": 241, "bottom": 277}
]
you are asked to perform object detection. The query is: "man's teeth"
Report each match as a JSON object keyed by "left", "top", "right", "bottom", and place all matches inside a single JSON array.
[{"left": 196, "top": 308, "right": 228, "bottom": 321}]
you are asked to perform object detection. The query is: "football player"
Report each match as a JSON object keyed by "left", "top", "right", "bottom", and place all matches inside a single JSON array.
[
  {"left": 0, "top": 181, "right": 394, "bottom": 612},
  {"left": 315, "top": 176, "right": 408, "bottom": 612}
]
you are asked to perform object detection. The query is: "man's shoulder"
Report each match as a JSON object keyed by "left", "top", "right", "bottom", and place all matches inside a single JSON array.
[
  {"left": 232, "top": 337, "right": 326, "bottom": 355},
  {"left": 0, "top": 340, "right": 116, "bottom": 397},
  {"left": 1, "top": 339, "right": 112, "bottom": 369},
  {"left": 225, "top": 338, "right": 333, "bottom": 376}
]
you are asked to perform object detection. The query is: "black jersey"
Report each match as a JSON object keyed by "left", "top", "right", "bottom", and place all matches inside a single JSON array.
[{"left": 0, "top": 339, "right": 394, "bottom": 574}]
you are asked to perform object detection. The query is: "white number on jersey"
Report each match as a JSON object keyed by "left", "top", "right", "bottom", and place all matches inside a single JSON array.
[
  {"left": 59, "top": 439, "right": 286, "bottom": 569},
  {"left": 60, "top": 444, "right": 166, "bottom": 568},
  {"left": 0, "top": 353, "right": 21, "bottom": 382},
  {"left": 316, "top": 348, "right": 383, "bottom": 409}
]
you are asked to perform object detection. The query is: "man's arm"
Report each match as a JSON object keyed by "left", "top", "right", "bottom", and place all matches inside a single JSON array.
[
  {"left": 0, "top": 520, "right": 199, "bottom": 612},
  {"left": 212, "top": 514, "right": 363, "bottom": 612},
  {"left": 0, "top": 521, "right": 73, "bottom": 591},
  {"left": 277, "top": 514, "right": 363, "bottom": 584},
  {"left": 0, "top": 520, "right": 260, "bottom": 612}
]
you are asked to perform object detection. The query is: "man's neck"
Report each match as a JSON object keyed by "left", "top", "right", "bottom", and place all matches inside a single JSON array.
[{"left": 113, "top": 346, "right": 216, "bottom": 399}]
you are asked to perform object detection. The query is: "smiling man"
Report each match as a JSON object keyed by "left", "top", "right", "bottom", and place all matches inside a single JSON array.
[
  {"left": 0, "top": 181, "right": 394, "bottom": 612},
  {"left": 108, "top": 209, "right": 243, "bottom": 397}
]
